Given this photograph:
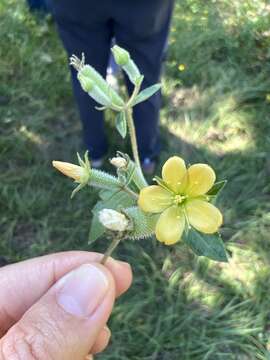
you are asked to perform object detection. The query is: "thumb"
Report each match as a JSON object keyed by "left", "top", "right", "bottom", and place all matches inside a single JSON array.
[{"left": 0, "top": 263, "right": 115, "bottom": 360}]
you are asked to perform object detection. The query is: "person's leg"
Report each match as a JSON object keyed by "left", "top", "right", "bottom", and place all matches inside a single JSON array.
[
  {"left": 113, "top": 0, "right": 174, "bottom": 162},
  {"left": 49, "top": 0, "right": 112, "bottom": 160},
  {"left": 27, "top": 0, "right": 49, "bottom": 12}
]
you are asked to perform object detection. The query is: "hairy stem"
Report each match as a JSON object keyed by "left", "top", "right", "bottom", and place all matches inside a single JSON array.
[
  {"left": 122, "top": 184, "right": 139, "bottom": 199},
  {"left": 101, "top": 236, "right": 122, "bottom": 264},
  {"left": 126, "top": 77, "right": 142, "bottom": 108},
  {"left": 126, "top": 108, "right": 144, "bottom": 177}
]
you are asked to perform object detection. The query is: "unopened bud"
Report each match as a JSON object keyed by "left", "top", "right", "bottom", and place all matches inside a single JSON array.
[
  {"left": 98, "top": 209, "right": 130, "bottom": 232},
  {"left": 111, "top": 45, "right": 130, "bottom": 66},
  {"left": 52, "top": 161, "right": 89, "bottom": 182},
  {"left": 53, "top": 152, "right": 91, "bottom": 198},
  {"left": 110, "top": 157, "right": 127, "bottom": 169}
]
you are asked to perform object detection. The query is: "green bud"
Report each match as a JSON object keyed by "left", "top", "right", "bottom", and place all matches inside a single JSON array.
[
  {"left": 78, "top": 73, "right": 94, "bottom": 92},
  {"left": 111, "top": 45, "right": 130, "bottom": 66}
]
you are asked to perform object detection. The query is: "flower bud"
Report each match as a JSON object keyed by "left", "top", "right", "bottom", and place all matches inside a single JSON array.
[
  {"left": 53, "top": 152, "right": 91, "bottom": 198},
  {"left": 98, "top": 209, "right": 130, "bottom": 232},
  {"left": 111, "top": 45, "right": 130, "bottom": 66},
  {"left": 110, "top": 157, "right": 128, "bottom": 169},
  {"left": 52, "top": 161, "right": 89, "bottom": 183}
]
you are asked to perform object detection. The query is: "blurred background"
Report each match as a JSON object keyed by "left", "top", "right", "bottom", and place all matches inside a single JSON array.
[{"left": 1, "top": 0, "right": 270, "bottom": 358}]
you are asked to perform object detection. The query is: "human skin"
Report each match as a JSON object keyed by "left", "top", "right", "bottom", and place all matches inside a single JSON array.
[{"left": 0, "top": 251, "right": 132, "bottom": 359}]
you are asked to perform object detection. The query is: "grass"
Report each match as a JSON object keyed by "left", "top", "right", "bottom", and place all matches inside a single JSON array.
[{"left": 1, "top": 0, "right": 270, "bottom": 358}]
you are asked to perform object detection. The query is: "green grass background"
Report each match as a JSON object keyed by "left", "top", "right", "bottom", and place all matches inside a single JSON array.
[{"left": 1, "top": 0, "right": 270, "bottom": 358}]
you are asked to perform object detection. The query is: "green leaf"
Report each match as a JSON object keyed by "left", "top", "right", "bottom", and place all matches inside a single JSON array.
[
  {"left": 133, "top": 84, "right": 161, "bottom": 106},
  {"left": 184, "top": 228, "right": 228, "bottom": 262},
  {"left": 115, "top": 111, "right": 127, "bottom": 138},
  {"left": 99, "top": 189, "right": 136, "bottom": 208},
  {"left": 207, "top": 180, "right": 227, "bottom": 196},
  {"left": 89, "top": 202, "right": 106, "bottom": 243}
]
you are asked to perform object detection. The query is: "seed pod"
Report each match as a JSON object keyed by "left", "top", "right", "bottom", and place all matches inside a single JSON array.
[
  {"left": 111, "top": 45, "right": 142, "bottom": 85},
  {"left": 90, "top": 169, "right": 121, "bottom": 189},
  {"left": 71, "top": 55, "right": 124, "bottom": 109},
  {"left": 111, "top": 45, "right": 130, "bottom": 66},
  {"left": 123, "top": 206, "right": 159, "bottom": 240}
]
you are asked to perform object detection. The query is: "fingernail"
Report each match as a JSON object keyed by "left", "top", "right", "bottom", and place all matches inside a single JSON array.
[
  {"left": 116, "top": 260, "right": 130, "bottom": 267},
  {"left": 57, "top": 264, "right": 109, "bottom": 317},
  {"left": 110, "top": 258, "right": 131, "bottom": 271},
  {"left": 104, "top": 326, "right": 111, "bottom": 338}
]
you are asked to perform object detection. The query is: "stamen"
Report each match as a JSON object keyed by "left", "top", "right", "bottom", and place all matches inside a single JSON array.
[
  {"left": 174, "top": 194, "right": 184, "bottom": 205},
  {"left": 70, "top": 53, "right": 85, "bottom": 71}
]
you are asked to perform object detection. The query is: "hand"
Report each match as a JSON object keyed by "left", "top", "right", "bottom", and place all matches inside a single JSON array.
[{"left": 0, "top": 251, "right": 132, "bottom": 359}]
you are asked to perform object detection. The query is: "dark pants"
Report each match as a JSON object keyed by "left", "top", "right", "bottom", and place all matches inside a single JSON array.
[
  {"left": 27, "top": 0, "right": 50, "bottom": 11},
  {"left": 50, "top": 0, "right": 174, "bottom": 160}
]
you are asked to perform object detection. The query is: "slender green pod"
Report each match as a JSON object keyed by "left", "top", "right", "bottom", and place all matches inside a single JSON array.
[
  {"left": 111, "top": 45, "right": 142, "bottom": 85},
  {"left": 70, "top": 55, "right": 124, "bottom": 109}
]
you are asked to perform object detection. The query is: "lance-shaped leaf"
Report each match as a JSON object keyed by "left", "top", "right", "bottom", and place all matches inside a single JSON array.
[
  {"left": 115, "top": 111, "right": 127, "bottom": 138},
  {"left": 133, "top": 84, "right": 161, "bottom": 106},
  {"left": 207, "top": 180, "right": 227, "bottom": 197},
  {"left": 184, "top": 228, "right": 228, "bottom": 262},
  {"left": 89, "top": 201, "right": 106, "bottom": 243}
]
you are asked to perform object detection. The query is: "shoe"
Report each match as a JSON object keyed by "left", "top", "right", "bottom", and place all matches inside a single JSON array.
[
  {"left": 142, "top": 158, "right": 156, "bottom": 175},
  {"left": 91, "top": 158, "right": 104, "bottom": 169},
  {"left": 106, "top": 73, "right": 119, "bottom": 91}
]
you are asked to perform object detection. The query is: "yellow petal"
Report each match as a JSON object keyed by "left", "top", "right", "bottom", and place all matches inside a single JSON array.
[
  {"left": 155, "top": 206, "right": 185, "bottom": 245},
  {"left": 162, "top": 156, "right": 187, "bottom": 193},
  {"left": 52, "top": 161, "right": 84, "bottom": 181},
  {"left": 186, "top": 199, "right": 223, "bottom": 234},
  {"left": 185, "top": 164, "right": 216, "bottom": 196},
  {"left": 138, "top": 185, "right": 172, "bottom": 213}
]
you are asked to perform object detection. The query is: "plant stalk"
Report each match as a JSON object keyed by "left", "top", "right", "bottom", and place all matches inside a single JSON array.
[
  {"left": 122, "top": 184, "right": 139, "bottom": 199},
  {"left": 125, "top": 108, "right": 147, "bottom": 187},
  {"left": 101, "top": 236, "right": 122, "bottom": 264}
]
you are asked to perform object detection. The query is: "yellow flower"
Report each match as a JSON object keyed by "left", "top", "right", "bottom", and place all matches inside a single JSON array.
[
  {"left": 178, "top": 64, "right": 186, "bottom": 72},
  {"left": 138, "top": 156, "right": 223, "bottom": 245}
]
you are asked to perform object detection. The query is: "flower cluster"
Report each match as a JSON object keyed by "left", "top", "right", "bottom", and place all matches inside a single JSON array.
[{"left": 52, "top": 45, "right": 228, "bottom": 263}]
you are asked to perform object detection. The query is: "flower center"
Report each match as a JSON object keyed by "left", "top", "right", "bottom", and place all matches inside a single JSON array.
[{"left": 174, "top": 194, "right": 184, "bottom": 205}]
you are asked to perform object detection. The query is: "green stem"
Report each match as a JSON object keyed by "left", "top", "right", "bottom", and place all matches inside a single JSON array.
[
  {"left": 126, "top": 77, "right": 142, "bottom": 108},
  {"left": 125, "top": 78, "right": 143, "bottom": 170},
  {"left": 88, "top": 169, "right": 138, "bottom": 199},
  {"left": 126, "top": 108, "right": 142, "bottom": 171},
  {"left": 101, "top": 235, "right": 122, "bottom": 264},
  {"left": 122, "top": 184, "right": 139, "bottom": 199}
]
